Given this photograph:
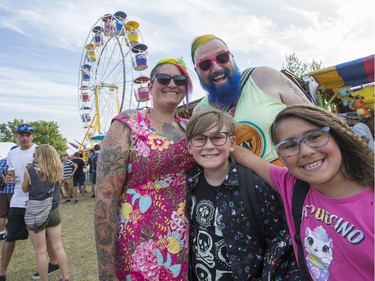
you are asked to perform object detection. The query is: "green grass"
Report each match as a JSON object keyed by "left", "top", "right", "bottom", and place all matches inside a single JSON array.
[{"left": 1, "top": 192, "right": 98, "bottom": 281}]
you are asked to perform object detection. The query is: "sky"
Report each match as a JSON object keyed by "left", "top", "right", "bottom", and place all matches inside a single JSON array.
[{"left": 1, "top": 0, "right": 374, "bottom": 151}]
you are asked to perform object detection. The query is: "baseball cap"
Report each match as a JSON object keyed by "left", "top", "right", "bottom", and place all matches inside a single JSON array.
[{"left": 17, "top": 124, "right": 34, "bottom": 134}]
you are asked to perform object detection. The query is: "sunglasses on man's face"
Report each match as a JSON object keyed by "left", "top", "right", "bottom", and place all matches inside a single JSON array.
[
  {"left": 195, "top": 50, "right": 232, "bottom": 72},
  {"left": 151, "top": 74, "right": 187, "bottom": 86}
]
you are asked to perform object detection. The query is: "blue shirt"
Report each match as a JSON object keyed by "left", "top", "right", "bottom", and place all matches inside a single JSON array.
[{"left": 0, "top": 158, "right": 15, "bottom": 194}]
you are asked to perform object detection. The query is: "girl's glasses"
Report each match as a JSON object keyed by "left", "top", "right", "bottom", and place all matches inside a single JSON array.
[{"left": 274, "top": 127, "right": 331, "bottom": 157}]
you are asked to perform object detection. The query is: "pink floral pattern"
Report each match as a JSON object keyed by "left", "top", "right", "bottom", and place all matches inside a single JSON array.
[
  {"left": 113, "top": 109, "right": 195, "bottom": 281},
  {"left": 132, "top": 241, "right": 159, "bottom": 280}
]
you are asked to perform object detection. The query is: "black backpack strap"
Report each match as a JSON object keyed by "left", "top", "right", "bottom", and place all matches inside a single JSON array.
[
  {"left": 292, "top": 179, "right": 310, "bottom": 280},
  {"left": 237, "top": 165, "right": 266, "bottom": 250},
  {"left": 240, "top": 67, "right": 256, "bottom": 92}
]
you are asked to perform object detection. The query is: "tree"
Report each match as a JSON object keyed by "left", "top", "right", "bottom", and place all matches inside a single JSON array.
[
  {"left": 0, "top": 120, "right": 67, "bottom": 155},
  {"left": 283, "top": 51, "right": 323, "bottom": 77}
]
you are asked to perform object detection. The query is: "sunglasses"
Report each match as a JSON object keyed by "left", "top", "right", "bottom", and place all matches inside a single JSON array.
[
  {"left": 195, "top": 50, "right": 232, "bottom": 72},
  {"left": 17, "top": 124, "right": 34, "bottom": 133},
  {"left": 151, "top": 74, "right": 187, "bottom": 86}
]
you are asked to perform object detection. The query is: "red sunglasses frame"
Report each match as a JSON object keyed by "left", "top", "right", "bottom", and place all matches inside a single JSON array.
[{"left": 195, "top": 50, "right": 232, "bottom": 72}]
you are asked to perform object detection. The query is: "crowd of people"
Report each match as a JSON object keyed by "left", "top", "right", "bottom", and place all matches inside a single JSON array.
[
  {"left": 0, "top": 33, "right": 373, "bottom": 281},
  {"left": 0, "top": 125, "right": 99, "bottom": 281}
]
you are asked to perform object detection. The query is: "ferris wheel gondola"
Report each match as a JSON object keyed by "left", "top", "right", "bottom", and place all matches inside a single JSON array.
[{"left": 78, "top": 11, "right": 151, "bottom": 148}]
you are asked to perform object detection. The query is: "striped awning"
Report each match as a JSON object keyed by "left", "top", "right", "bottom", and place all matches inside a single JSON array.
[{"left": 308, "top": 55, "right": 374, "bottom": 91}]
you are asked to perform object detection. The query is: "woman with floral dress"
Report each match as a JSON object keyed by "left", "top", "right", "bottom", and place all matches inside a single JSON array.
[{"left": 94, "top": 58, "right": 195, "bottom": 281}]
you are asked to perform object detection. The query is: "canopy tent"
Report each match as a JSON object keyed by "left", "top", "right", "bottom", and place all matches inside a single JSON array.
[{"left": 307, "top": 55, "right": 374, "bottom": 92}]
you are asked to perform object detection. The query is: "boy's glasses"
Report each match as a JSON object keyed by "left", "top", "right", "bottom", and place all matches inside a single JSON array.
[
  {"left": 190, "top": 132, "right": 232, "bottom": 147},
  {"left": 151, "top": 74, "right": 187, "bottom": 86},
  {"left": 195, "top": 50, "right": 232, "bottom": 72},
  {"left": 17, "top": 124, "right": 34, "bottom": 133},
  {"left": 274, "top": 127, "right": 330, "bottom": 157}
]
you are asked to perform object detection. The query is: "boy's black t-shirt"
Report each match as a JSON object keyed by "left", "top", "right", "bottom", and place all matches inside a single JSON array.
[{"left": 190, "top": 173, "right": 233, "bottom": 281}]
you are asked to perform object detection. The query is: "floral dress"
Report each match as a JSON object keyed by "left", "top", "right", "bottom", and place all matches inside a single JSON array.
[{"left": 113, "top": 108, "right": 195, "bottom": 281}]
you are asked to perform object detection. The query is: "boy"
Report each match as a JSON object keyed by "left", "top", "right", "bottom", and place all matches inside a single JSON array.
[{"left": 186, "top": 109, "right": 298, "bottom": 280}]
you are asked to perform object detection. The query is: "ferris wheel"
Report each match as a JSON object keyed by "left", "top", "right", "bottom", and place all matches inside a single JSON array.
[{"left": 78, "top": 11, "right": 151, "bottom": 147}]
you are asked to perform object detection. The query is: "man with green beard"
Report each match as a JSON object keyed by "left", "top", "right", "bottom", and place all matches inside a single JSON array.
[{"left": 191, "top": 34, "right": 311, "bottom": 165}]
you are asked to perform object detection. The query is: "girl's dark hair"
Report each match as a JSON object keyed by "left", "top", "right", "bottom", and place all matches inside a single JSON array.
[{"left": 270, "top": 105, "right": 374, "bottom": 188}]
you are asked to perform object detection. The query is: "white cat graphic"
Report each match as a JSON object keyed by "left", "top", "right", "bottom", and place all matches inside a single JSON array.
[{"left": 304, "top": 226, "right": 333, "bottom": 281}]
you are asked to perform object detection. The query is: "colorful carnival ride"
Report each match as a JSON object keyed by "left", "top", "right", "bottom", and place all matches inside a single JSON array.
[
  {"left": 78, "top": 12, "right": 151, "bottom": 149},
  {"left": 304, "top": 54, "right": 374, "bottom": 134},
  {"left": 305, "top": 54, "right": 374, "bottom": 114}
]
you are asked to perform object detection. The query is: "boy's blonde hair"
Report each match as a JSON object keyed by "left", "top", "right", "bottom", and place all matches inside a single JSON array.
[
  {"left": 34, "top": 144, "right": 63, "bottom": 184},
  {"left": 187, "top": 108, "right": 236, "bottom": 139}
]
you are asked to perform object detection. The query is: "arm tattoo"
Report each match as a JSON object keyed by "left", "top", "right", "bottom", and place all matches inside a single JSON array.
[{"left": 95, "top": 120, "right": 131, "bottom": 281}]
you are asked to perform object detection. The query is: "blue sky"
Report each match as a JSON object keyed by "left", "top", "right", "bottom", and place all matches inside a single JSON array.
[{"left": 1, "top": 0, "right": 374, "bottom": 150}]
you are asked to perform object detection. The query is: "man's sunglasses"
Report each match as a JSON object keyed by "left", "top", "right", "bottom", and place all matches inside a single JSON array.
[
  {"left": 17, "top": 124, "right": 34, "bottom": 133},
  {"left": 151, "top": 74, "right": 187, "bottom": 86},
  {"left": 195, "top": 50, "right": 232, "bottom": 72}
]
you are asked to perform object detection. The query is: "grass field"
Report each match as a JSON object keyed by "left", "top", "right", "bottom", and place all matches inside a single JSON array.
[{"left": 1, "top": 192, "right": 98, "bottom": 281}]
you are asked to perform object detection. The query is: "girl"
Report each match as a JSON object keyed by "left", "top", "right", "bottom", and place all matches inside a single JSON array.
[
  {"left": 233, "top": 105, "right": 374, "bottom": 281},
  {"left": 22, "top": 144, "right": 70, "bottom": 281}
]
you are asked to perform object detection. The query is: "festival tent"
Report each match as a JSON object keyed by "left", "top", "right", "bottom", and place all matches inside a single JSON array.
[{"left": 307, "top": 54, "right": 374, "bottom": 92}]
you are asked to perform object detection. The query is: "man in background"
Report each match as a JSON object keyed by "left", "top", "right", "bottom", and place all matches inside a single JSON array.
[
  {"left": 346, "top": 112, "right": 374, "bottom": 150},
  {"left": 0, "top": 146, "right": 18, "bottom": 241},
  {"left": 71, "top": 152, "right": 86, "bottom": 203},
  {"left": 61, "top": 154, "right": 77, "bottom": 203},
  {"left": 87, "top": 144, "right": 100, "bottom": 198},
  {"left": 0, "top": 124, "right": 59, "bottom": 281}
]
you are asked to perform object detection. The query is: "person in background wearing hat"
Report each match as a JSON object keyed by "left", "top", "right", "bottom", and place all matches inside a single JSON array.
[
  {"left": 0, "top": 146, "right": 18, "bottom": 242},
  {"left": 0, "top": 124, "right": 59, "bottom": 281},
  {"left": 190, "top": 34, "right": 312, "bottom": 166},
  {"left": 346, "top": 112, "right": 374, "bottom": 151}
]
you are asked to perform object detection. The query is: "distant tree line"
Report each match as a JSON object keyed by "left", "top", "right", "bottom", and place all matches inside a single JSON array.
[
  {"left": 283, "top": 51, "right": 323, "bottom": 76},
  {"left": 0, "top": 119, "right": 67, "bottom": 155}
]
